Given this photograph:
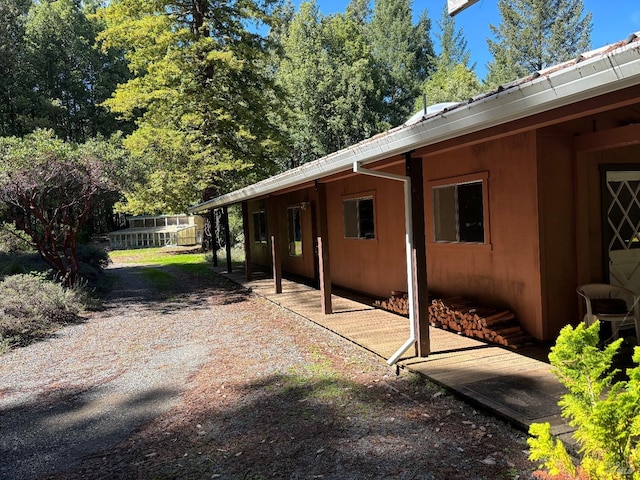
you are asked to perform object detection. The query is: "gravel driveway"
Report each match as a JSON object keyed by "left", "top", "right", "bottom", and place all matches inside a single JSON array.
[{"left": 0, "top": 260, "right": 536, "bottom": 479}]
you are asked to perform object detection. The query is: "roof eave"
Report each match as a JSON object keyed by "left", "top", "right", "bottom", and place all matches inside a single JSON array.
[{"left": 190, "top": 39, "right": 640, "bottom": 213}]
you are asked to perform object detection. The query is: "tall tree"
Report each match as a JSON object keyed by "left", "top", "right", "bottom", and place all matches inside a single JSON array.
[
  {"left": 0, "top": 0, "right": 32, "bottom": 137},
  {"left": 367, "top": 0, "right": 434, "bottom": 126},
  {"left": 23, "top": 0, "right": 130, "bottom": 141},
  {"left": 346, "top": 0, "right": 370, "bottom": 25},
  {"left": 276, "top": 1, "right": 385, "bottom": 166},
  {"left": 485, "top": 0, "right": 592, "bottom": 87},
  {"left": 437, "top": 1, "right": 471, "bottom": 70},
  {"left": 417, "top": 2, "right": 480, "bottom": 108},
  {"left": 0, "top": 129, "right": 128, "bottom": 286},
  {"left": 97, "top": 0, "right": 287, "bottom": 213}
]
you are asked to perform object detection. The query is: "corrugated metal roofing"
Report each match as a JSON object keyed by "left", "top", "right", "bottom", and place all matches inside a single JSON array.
[{"left": 190, "top": 32, "right": 640, "bottom": 213}]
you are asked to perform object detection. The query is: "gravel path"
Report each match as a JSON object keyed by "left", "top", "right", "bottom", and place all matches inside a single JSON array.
[
  {"left": 0, "top": 260, "right": 536, "bottom": 479},
  {"left": 0, "top": 263, "right": 251, "bottom": 480}
]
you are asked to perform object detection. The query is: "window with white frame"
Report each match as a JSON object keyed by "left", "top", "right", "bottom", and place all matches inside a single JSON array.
[
  {"left": 287, "top": 206, "right": 302, "bottom": 256},
  {"left": 253, "top": 210, "right": 267, "bottom": 243},
  {"left": 343, "top": 196, "right": 375, "bottom": 239},
  {"left": 432, "top": 179, "right": 485, "bottom": 243}
]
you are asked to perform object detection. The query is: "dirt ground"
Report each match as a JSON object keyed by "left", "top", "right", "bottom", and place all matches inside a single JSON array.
[{"left": 10, "top": 257, "right": 537, "bottom": 479}]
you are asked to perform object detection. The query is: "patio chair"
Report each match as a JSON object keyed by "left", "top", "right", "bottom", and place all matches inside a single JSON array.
[{"left": 576, "top": 283, "right": 640, "bottom": 343}]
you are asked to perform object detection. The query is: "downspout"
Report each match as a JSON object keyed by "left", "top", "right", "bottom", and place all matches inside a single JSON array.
[{"left": 353, "top": 161, "right": 416, "bottom": 365}]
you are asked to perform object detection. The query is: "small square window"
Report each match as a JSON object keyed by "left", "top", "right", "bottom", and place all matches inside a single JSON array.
[
  {"left": 253, "top": 210, "right": 267, "bottom": 243},
  {"left": 343, "top": 197, "right": 375, "bottom": 239},
  {"left": 433, "top": 180, "right": 485, "bottom": 243},
  {"left": 287, "top": 206, "right": 302, "bottom": 256}
]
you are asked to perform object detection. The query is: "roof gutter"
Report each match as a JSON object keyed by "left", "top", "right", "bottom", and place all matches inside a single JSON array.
[
  {"left": 353, "top": 161, "right": 416, "bottom": 365},
  {"left": 190, "top": 37, "right": 640, "bottom": 213}
]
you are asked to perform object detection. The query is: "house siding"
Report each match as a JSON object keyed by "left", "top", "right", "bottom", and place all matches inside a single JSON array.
[
  {"left": 325, "top": 162, "right": 408, "bottom": 298},
  {"left": 422, "top": 131, "right": 545, "bottom": 339},
  {"left": 536, "top": 129, "right": 577, "bottom": 340}
]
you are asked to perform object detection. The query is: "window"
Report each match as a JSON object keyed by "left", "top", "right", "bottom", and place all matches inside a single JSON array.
[
  {"left": 253, "top": 210, "right": 267, "bottom": 243},
  {"left": 287, "top": 206, "right": 302, "bottom": 256},
  {"left": 432, "top": 180, "right": 485, "bottom": 243},
  {"left": 343, "top": 196, "right": 375, "bottom": 239}
]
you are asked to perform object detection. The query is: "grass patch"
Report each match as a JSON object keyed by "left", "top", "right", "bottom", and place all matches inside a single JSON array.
[
  {"left": 173, "top": 263, "right": 214, "bottom": 276},
  {"left": 140, "top": 267, "right": 175, "bottom": 291},
  {"left": 206, "top": 245, "right": 246, "bottom": 267},
  {"left": 109, "top": 247, "right": 207, "bottom": 266}
]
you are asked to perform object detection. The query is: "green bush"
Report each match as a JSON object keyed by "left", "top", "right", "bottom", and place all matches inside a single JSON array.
[
  {"left": 0, "top": 251, "right": 46, "bottom": 277},
  {"left": 76, "top": 243, "right": 110, "bottom": 285},
  {"left": 0, "top": 222, "right": 34, "bottom": 253},
  {"left": 77, "top": 243, "right": 110, "bottom": 271},
  {"left": 0, "top": 273, "right": 85, "bottom": 353},
  {"left": 528, "top": 322, "right": 640, "bottom": 479}
]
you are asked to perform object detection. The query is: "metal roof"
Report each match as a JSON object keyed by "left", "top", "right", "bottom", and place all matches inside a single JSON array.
[{"left": 190, "top": 33, "right": 640, "bottom": 213}]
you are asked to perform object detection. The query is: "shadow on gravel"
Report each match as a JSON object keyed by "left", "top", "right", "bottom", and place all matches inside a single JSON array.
[
  {"left": 105, "top": 264, "right": 252, "bottom": 313},
  {"left": 0, "top": 385, "right": 181, "bottom": 480},
  {"left": 57, "top": 373, "right": 531, "bottom": 480}
]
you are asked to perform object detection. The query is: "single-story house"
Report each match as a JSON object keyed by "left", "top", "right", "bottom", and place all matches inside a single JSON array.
[
  {"left": 108, "top": 214, "right": 204, "bottom": 249},
  {"left": 191, "top": 33, "right": 640, "bottom": 361}
]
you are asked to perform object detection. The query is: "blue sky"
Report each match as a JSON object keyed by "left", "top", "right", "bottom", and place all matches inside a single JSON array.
[{"left": 302, "top": 0, "right": 640, "bottom": 79}]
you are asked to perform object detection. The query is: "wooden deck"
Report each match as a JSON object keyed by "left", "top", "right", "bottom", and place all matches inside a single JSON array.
[{"left": 213, "top": 266, "right": 575, "bottom": 447}]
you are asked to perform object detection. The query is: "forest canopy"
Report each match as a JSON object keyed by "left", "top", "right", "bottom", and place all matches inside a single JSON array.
[{"left": 0, "top": 0, "right": 593, "bottom": 216}]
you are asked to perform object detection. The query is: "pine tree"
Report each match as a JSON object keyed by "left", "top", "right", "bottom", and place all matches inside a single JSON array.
[
  {"left": 437, "top": 1, "right": 471, "bottom": 70},
  {"left": 367, "top": 0, "right": 434, "bottom": 126},
  {"left": 485, "top": 0, "right": 592, "bottom": 88},
  {"left": 96, "top": 0, "right": 287, "bottom": 213},
  {"left": 416, "top": 2, "right": 480, "bottom": 108},
  {"left": 275, "top": 0, "right": 389, "bottom": 166}
]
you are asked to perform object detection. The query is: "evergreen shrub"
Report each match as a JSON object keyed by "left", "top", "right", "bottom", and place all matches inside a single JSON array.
[{"left": 528, "top": 322, "right": 640, "bottom": 479}]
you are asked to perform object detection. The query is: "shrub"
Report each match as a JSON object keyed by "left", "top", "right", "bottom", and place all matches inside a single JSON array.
[
  {"left": 77, "top": 243, "right": 110, "bottom": 271},
  {"left": 0, "top": 221, "right": 34, "bottom": 253},
  {"left": 0, "top": 251, "right": 46, "bottom": 277},
  {"left": 0, "top": 273, "right": 85, "bottom": 352},
  {"left": 528, "top": 322, "right": 640, "bottom": 479},
  {"left": 75, "top": 243, "right": 110, "bottom": 286}
]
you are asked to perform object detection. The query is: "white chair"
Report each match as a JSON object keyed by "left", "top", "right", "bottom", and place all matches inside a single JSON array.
[{"left": 577, "top": 283, "right": 640, "bottom": 343}]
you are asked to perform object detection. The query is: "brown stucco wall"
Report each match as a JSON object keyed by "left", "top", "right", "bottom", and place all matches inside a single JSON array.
[
  {"left": 422, "top": 131, "right": 546, "bottom": 339},
  {"left": 246, "top": 189, "right": 318, "bottom": 281},
  {"left": 324, "top": 163, "right": 408, "bottom": 298},
  {"left": 246, "top": 199, "right": 271, "bottom": 269},
  {"left": 536, "top": 130, "right": 578, "bottom": 339},
  {"left": 270, "top": 188, "right": 317, "bottom": 280}
]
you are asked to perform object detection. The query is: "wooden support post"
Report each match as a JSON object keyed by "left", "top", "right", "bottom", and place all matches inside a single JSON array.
[
  {"left": 241, "top": 201, "right": 252, "bottom": 281},
  {"left": 210, "top": 209, "right": 218, "bottom": 267},
  {"left": 315, "top": 182, "right": 332, "bottom": 314},
  {"left": 407, "top": 153, "right": 430, "bottom": 357},
  {"left": 271, "top": 234, "right": 282, "bottom": 293},
  {"left": 222, "top": 205, "right": 232, "bottom": 274},
  {"left": 267, "top": 199, "right": 282, "bottom": 294},
  {"left": 317, "top": 237, "right": 332, "bottom": 314}
]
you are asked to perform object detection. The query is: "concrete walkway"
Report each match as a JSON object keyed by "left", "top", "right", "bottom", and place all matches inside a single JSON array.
[{"left": 213, "top": 266, "right": 575, "bottom": 448}]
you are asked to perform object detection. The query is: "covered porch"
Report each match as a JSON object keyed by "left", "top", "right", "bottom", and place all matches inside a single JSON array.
[{"left": 211, "top": 263, "right": 574, "bottom": 448}]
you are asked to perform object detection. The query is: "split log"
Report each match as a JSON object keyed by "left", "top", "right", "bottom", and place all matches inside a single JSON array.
[
  {"left": 428, "top": 297, "right": 534, "bottom": 349},
  {"left": 374, "top": 293, "right": 535, "bottom": 349}
]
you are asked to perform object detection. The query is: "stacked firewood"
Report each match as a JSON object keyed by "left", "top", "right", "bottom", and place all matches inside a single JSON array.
[
  {"left": 374, "top": 291, "right": 409, "bottom": 316},
  {"left": 428, "top": 297, "right": 534, "bottom": 349},
  {"left": 374, "top": 293, "right": 534, "bottom": 349}
]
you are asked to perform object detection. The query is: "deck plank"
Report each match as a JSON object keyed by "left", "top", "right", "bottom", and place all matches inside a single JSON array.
[{"left": 212, "top": 266, "right": 574, "bottom": 446}]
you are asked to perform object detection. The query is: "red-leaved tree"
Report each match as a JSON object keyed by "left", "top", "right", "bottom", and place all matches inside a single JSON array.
[{"left": 0, "top": 129, "right": 127, "bottom": 286}]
